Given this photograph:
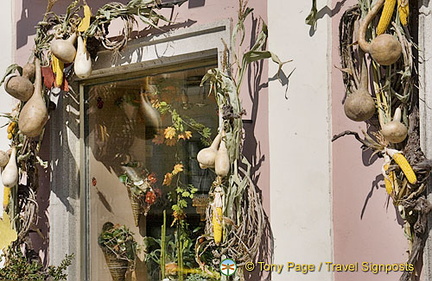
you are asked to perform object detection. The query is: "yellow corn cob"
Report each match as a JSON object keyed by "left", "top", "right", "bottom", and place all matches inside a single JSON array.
[
  {"left": 376, "top": 0, "right": 397, "bottom": 35},
  {"left": 212, "top": 185, "right": 223, "bottom": 245},
  {"left": 383, "top": 163, "right": 395, "bottom": 195},
  {"left": 51, "top": 54, "right": 64, "bottom": 87},
  {"left": 3, "top": 187, "right": 11, "bottom": 209},
  {"left": 398, "top": 0, "right": 409, "bottom": 26},
  {"left": 387, "top": 148, "right": 417, "bottom": 184},
  {"left": 212, "top": 206, "right": 222, "bottom": 245},
  {"left": 78, "top": 5, "right": 92, "bottom": 32}
]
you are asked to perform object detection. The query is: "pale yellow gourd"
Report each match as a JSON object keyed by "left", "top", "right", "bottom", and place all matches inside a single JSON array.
[
  {"left": 381, "top": 107, "right": 408, "bottom": 143},
  {"left": 197, "top": 133, "right": 222, "bottom": 169},
  {"left": 18, "top": 59, "right": 48, "bottom": 137},
  {"left": 344, "top": 53, "right": 376, "bottom": 121},
  {"left": 74, "top": 35, "right": 92, "bottom": 78},
  {"left": 22, "top": 62, "right": 36, "bottom": 82},
  {"left": 358, "top": 0, "right": 402, "bottom": 65},
  {"left": 2, "top": 147, "right": 18, "bottom": 188},
  {"left": 215, "top": 135, "right": 230, "bottom": 177},
  {"left": 4, "top": 64, "right": 34, "bottom": 102},
  {"left": 50, "top": 33, "right": 77, "bottom": 64}
]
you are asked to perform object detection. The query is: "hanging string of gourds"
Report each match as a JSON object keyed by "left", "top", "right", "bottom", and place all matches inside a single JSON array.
[
  {"left": 336, "top": 1, "right": 432, "bottom": 280},
  {"left": 0, "top": 0, "right": 186, "bottom": 275}
]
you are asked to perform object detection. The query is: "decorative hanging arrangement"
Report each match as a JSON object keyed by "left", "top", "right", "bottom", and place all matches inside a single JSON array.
[
  {"left": 0, "top": 0, "right": 186, "bottom": 279},
  {"left": 0, "top": 0, "right": 287, "bottom": 280},
  {"left": 334, "top": 1, "right": 432, "bottom": 280}
]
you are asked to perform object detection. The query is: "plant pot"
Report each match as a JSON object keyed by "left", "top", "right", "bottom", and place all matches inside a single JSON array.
[{"left": 103, "top": 250, "right": 129, "bottom": 281}]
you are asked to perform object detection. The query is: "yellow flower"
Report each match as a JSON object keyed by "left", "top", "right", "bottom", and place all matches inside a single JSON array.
[
  {"left": 178, "top": 131, "right": 192, "bottom": 140},
  {"left": 172, "top": 164, "right": 184, "bottom": 175},
  {"left": 164, "top": 127, "right": 176, "bottom": 139},
  {"left": 163, "top": 173, "right": 173, "bottom": 186}
]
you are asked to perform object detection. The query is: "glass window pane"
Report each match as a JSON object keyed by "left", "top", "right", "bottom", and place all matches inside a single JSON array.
[{"left": 86, "top": 64, "right": 218, "bottom": 280}]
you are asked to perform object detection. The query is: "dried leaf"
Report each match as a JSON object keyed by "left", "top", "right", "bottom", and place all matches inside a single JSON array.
[
  {"left": 305, "top": 0, "right": 318, "bottom": 31},
  {"left": 0, "top": 213, "right": 17, "bottom": 250}
]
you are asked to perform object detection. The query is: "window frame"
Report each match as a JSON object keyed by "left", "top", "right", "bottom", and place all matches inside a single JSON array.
[{"left": 71, "top": 19, "right": 231, "bottom": 281}]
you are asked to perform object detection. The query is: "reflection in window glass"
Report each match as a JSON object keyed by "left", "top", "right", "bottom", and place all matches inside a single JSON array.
[{"left": 86, "top": 64, "right": 218, "bottom": 280}]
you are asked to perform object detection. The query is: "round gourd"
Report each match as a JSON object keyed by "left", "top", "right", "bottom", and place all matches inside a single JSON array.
[
  {"left": 358, "top": 0, "right": 402, "bottom": 66},
  {"left": 4, "top": 75, "right": 34, "bottom": 101}
]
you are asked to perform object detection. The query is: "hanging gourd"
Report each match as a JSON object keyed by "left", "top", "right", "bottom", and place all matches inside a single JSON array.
[
  {"left": 2, "top": 146, "right": 18, "bottom": 188},
  {"left": 381, "top": 107, "right": 408, "bottom": 143},
  {"left": 4, "top": 63, "right": 35, "bottom": 102},
  {"left": 74, "top": 35, "right": 92, "bottom": 78},
  {"left": 18, "top": 59, "right": 48, "bottom": 137},
  {"left": 197, "top": 133, "right": 222, "bottom": 169},
  {"left": 344, "top": 52, "right": 376, "bottom": 121},
  {"left": 139, "top": 85, "right": 161, "bottom": 139},
  {"left": 214, "top": 132, "right": 230, "bottom": 177},
  {"left": 50, "top": 33, "right": 77, "bottom": 64},
  {"left": 358, "top": 0, "right": 402, "bottom": 65}
]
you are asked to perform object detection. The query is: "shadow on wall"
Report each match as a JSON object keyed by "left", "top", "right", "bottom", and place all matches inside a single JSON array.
[
  {"left": 188, "top": 0, "right": 205, "bottom": 8},
  {"left": 241, "top": 14, "right": 277, "bottom": 281},
  {"left": 16, "top": 0, "right": 131, "bottom": 50},
  {"left": 308, "top": 0, "right": 348, "bottom": 36}
]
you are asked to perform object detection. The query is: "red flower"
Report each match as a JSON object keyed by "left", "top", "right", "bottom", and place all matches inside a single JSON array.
[
  {"left": 147, "top": 173, "right": 157, "bottom": 184},
  {"left": 145, "top": 191, "right": 156, "bottom": 204}
]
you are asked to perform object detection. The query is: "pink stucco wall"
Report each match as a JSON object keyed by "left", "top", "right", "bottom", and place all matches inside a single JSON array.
[{"left": 331, "top": 1, "right": 408, "bottom": 281}]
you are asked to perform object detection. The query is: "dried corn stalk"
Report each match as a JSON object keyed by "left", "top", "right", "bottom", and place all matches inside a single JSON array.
[{"left": 337, "top": 2, "right": 432, "bottom": 281}]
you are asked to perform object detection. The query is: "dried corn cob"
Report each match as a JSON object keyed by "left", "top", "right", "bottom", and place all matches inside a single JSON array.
[
  {"left": 51, "top": 54, "right": 64, "bottom": 87},
  {"left": 212, "top": 186, "right": 223, "bottom": 245},
  {"left": 398, "top": 0, "right": 409, "bottom": 26},
  {"left": 386, "top": 148, "right": 417, "bottom": 185},
  {"left": 377, "top": 0, "right": 397, "bottom": 35},
  {"left": 3, "top": 187, "right": 11, "bottom": 209},
  {"left": 382, "top": 155, "right": 395, "bottom": 195}
]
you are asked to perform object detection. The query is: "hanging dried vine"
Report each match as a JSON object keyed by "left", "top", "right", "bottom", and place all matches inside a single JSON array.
[{"left": 336, "top": 2, "right": 432, "bottom": 281}]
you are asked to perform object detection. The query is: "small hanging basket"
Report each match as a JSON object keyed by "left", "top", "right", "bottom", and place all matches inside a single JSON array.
[
  {"left": 127, "top": 187, "right": 143, "bottom": 226},
  {"left": 102, "top": 249, "right": 129, "bottom": 281}
]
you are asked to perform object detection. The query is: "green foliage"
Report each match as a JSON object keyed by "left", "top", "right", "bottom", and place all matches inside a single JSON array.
[
  {"left": 0, "top": 251, "right": 74, "bottom": 281},
  {"left": 171, "top": 184, "right": 198, "bottom": 217},
  {"left": 157, "top": 101, "right": 213, "bottom": 145},
  {"left": 98, "top": 222, "right": 137, "bottom": 261}
]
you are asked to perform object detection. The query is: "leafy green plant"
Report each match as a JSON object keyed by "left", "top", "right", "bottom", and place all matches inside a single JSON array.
[
  {"left": 0, "top": 250, "right": 73, "bottom": 281},
  {"left": 98, "top": 222, "right": 137, "bottom": 261}
]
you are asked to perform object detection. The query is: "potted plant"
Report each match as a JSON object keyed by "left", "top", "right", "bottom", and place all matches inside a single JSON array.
[{"left": 98, "top": 222, "right": 137, "bottom": 281}]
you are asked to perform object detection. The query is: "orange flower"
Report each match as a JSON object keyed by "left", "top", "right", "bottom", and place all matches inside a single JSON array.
[
  {"left": 152, "top": 130, "right": 164, "bottom": 145},
  {"left": 177, "top": 131, "right": 192, "bottom": 140},
  {"left": 163, "top": 173, "right": 173, "bottom": 186},
  {"left": 172, "top": 163, "right": 184, "bottom": 175},
  {"left": 164, "top": 127, "right": 176, "bottom": 139}
]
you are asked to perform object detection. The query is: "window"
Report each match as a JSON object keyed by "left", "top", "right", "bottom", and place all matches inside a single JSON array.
[{"left": 84, "top": 60, "right": 218, "bottom": 280}]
